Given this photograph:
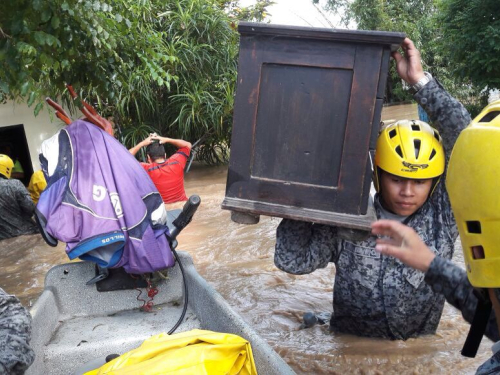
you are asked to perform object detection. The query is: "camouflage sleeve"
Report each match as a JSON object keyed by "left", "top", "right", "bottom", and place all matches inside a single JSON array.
[
  {"left": 415, "top": 79, "right": 471, "bottom": 239},
  {"left": 424, "top": 256, "right": 499, "bottom": 342},
  {"left": 0, "top": 288, "right": 35, "bottom": 374},
  {"left": 414, "top": 78, "right": 471, "bottom": 157},
  {"left": 274, "top": 218, "right": 338, "bottom": 275},
  {"left": 14, "top": 180, "right": 35, "bottom": 216}
]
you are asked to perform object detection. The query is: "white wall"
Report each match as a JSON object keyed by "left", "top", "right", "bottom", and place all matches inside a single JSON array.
[{"left": 0, "top": 101, "right": 63, "bottom": 170}]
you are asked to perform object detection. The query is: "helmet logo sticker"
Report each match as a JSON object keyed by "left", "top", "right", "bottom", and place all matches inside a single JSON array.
[{"left": 401, "top": 161, "right": 429, "bottom": 172}]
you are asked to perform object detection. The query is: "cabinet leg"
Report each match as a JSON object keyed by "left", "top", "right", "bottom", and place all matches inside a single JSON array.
[{"left": 230, "top": 211, "right": 260, "bottom": 225}]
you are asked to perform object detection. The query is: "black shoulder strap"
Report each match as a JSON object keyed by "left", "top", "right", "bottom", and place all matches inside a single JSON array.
[
  {"left": 461, "top": 289, "right": 492, "bottom": 358},
  {"left": 147, "top": 161, "right": 179, "bottom": 172},
  {"left": 176, "top": 151, "right": 189, "bottom": 159},
  {"left": 34, "top": 208, "right": 58, "bottom": 247}
]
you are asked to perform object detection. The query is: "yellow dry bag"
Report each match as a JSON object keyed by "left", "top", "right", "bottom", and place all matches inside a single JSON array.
[{"left": 85, "top": 329, "right": 258, "bottom": 375}]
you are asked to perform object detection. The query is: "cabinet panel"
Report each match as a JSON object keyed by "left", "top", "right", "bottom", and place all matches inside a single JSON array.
[
  {"left": 252, "top": 64, "right": 352, "bottom": 188},
  {"left": 223, "top": 23, "right": 405, "bottom": 230}
]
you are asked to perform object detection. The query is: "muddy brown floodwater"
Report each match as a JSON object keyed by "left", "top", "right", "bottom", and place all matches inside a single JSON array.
[{"left": 0, "top": 104, "right": 492, "bottom": 374}]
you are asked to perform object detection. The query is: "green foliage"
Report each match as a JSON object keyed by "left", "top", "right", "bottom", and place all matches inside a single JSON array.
[
  {"left": 225, "top": 0, "right": 276, "bottom": 22},
  {"left": 360, "top": 0, "right": 438, "bottom": 104},
  {"left": 0, "top": 0, "right": 273, "bottom": 164},
  {"left": 320, "top": 0, "right": 493, "bottom": 113},
  {"left": 321, "top": 0, "right": 353, "bottom": 27},
  {"left": 321, "top": 0, "right": 437, "bottom": 103},
  {"left": 0, "top": 0, "right": 172, "bottom": 114},
  {"left": 152, "top": 0, "right": 240, "bottom": 164},
  {"left": 437, "top": 0, "right": 500, "bottom": 90},
  {"left": 121, "top": 122, "right": 158, "bottom": 151},
  {"left": 120, "top": 122, "right": 158, "bottom": 161}
]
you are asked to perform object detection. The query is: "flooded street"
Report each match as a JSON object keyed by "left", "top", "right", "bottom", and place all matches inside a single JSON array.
[{"left": 0, "top": 103, "right": 492, "bottom": 374}]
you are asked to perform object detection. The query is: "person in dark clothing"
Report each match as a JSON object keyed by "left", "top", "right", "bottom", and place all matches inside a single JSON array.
[
  {"left": 0, "top": 154, "right": 38, "bottom": 240},
  {"left": 372, "top": 222, "right": 500, "bottom": 374},
  {"left": 372, "top": 96, "right": 500, "bottom": 374},
  {"left": 0, "top": 144, "right": 25, "bottom": 181},
  {"left": 274, "top": 38, "right": 467, "bottom": 339},
  {"left": 0, "top": 287, "right": 35, "bottom": 374}
]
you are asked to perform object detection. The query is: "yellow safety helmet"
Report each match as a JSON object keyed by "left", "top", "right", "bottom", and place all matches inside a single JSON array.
[
  {"left": 446, "top": 99, "right": 500, "bottom": 288},
  {"left": 374, "top": 119, "right": 445, "bottom": 192},
  {"left": 0, "top": 154, "right": 14, "bottom": 179}
]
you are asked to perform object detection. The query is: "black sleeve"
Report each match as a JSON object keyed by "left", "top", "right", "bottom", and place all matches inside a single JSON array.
[{"left": 425, "top": 256, "right": 499, "bottom": 342}]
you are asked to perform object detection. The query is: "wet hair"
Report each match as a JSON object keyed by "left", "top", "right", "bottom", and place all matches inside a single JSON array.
[{"left": 146, "top": 141, "right": 165, "bottom": 160}]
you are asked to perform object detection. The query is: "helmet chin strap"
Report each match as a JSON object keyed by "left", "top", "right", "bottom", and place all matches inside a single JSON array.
[{"left": 429, "top": 176, "right": 441, "bottom": 197}]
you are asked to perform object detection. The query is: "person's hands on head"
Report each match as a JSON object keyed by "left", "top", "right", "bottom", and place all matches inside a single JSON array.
[
  {"left": 141, "top": 134, "right": 155, "bottom": 147},
  {"left": 150, "top": 134, "right": 163, "bottom": 144},
  {"left": 151, "top": 133, "right": 168, "bottom": 145},
  {"left": 371, "top": 219, "right": 435, "bottom": 272},
  {"left": 391, "top": 37, "right": 425, "bottom": 85}
]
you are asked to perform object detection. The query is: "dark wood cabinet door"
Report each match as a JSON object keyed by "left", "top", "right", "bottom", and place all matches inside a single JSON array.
[{"left": 224, "top": 23, "right": 405, "bottom": 228}]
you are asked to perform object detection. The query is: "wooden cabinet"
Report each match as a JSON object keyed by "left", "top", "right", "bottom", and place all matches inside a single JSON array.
[{"left": 222, "top": 22, "right": 405, "bottom": 230}]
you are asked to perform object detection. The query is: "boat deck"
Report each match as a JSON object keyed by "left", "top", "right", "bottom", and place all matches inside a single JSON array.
[
  {"left": 45, "top": 304, "right": 200, "bottom": 375},
  {"left": 28, "top": 252, "right": 295, "bottom": 375}
]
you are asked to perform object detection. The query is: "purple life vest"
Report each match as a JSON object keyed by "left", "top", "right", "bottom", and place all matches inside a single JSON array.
[{"left": 36, "top": 120, "right": 174, "bottom": 274}]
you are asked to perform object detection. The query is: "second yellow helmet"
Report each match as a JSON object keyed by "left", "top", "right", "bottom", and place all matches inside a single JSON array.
[{"left": 0, "top": 154, "right": 14, "bottom": 179}]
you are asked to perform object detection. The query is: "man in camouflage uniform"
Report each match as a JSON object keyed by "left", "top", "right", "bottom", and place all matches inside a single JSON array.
[
  {"left": 0, "top": 154, "right": 39, "bottom": 240},
  {"left": 0, "top": 287, "right": 35, "bottom": 374},
  {"left": 426, "top": 258, "right": 500, "bottom": 373},
  {"left": 372, "top": 92, "right": 500, "bottom": 373},
  {"left": 372, "top": 221, "right": 500, "bottom": 373},
  {"left": 274, "top": 38, "right": 470, "bottom": 340}
]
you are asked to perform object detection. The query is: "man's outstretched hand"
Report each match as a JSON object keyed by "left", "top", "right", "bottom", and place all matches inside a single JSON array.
[
  {"left": 371, "top": 219, "right": 436, "bottom": 272},
  {"left": 392, "top": 37, "right": 425, "bottom": 85}
]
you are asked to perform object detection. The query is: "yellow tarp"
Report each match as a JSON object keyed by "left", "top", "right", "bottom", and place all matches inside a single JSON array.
[{"left": 85, "top": 329, "right": 258, "bottom": 375}]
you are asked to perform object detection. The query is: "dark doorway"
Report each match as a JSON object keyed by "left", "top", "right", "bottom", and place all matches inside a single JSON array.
[{"left": 0, "top": 124, "right": 33, "bottom": 186}]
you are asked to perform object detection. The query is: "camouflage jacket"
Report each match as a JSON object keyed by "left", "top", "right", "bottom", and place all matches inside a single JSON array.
[
  {"left": 425, "top": 257, "right": 500, "bottom": 374},
  {"left": 0, "top": 178, "right": 38, "bottom": 240},
  {"left": 275, "top": 78, "right": 470, "bottom": 340},
  {"left": 0, "top": 288, "right": 35, "bottom": 374}
]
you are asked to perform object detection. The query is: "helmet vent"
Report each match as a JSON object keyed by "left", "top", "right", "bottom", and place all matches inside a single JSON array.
[
  {"left": 429, "top": 149, "right": 436, "bottom": 160},
  {"left": 411, "top": 124, "right": 420, "bottom": 131},
  {"left": 395, "top": 145, "right": 403, "bottom": 158},
  {"left": 433, "top": 131, "right": 440, "bottom": 141},
  {"left": 479, "top": 111, "right": 500, "bottom": 123},
  {"left": 466, "top": 221, "right": 482, "bottom": 234},
  {"left": 471, "top": 245, "right": 485, "bottom": 260},
  {"left": 413, "top": 139, "right": 421, "bottom": 158},
  {"left": 389, "top": 129, "right": 397, "bottom": 138}
]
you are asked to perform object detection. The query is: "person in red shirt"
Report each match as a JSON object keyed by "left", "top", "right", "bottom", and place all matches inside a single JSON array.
[{"left": 129, "top": 134, "right": 192, "bottom": 204}]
